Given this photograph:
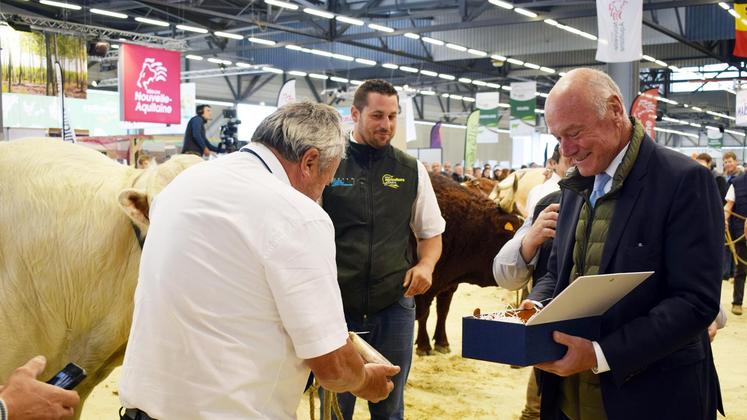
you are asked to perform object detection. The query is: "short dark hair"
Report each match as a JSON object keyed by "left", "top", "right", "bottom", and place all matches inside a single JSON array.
[
  {"left": 196, "top": 104, "right": 210, "bottom": 115},
  {"left": 353, "top": 79, "right": 398, "bottom": 111},
  {"left": 696, "top": 153, "right": 713, "bottom": 165}
]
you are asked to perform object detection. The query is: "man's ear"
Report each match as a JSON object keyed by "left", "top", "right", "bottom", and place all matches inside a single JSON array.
[
  {"left": 608, "top": 95, "right": 625, "bottom": 120},
  {"left": 351, "top": 105, "right": 360, "bottom": 124},
  {"left": 300, "top": 148, "right": 321, "bottom": 177}
]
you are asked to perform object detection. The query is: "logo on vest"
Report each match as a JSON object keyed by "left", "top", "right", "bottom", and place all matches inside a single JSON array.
[
  {"left": 329, "top": 178, "right": 354, "bottom": 187},
  {"left": 382, "top": 174, "right": 406, "bottom": 189}
]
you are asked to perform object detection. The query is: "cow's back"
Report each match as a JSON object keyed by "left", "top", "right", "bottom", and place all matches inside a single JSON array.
[{"left": 0, "top": 139, "right": 139, "bottom": 397}]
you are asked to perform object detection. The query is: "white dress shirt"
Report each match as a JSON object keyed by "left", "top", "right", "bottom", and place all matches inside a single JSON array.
[{"left": 119, "top": 143, "right": 349, "bottom": 419}]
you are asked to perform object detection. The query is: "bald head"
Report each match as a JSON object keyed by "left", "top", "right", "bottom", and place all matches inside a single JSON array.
[{"left": 545, "top": 68, "right": 633, "bottom": 177}]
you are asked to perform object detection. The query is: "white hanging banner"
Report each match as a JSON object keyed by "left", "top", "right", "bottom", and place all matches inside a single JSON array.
[
  {"left": 595, "top": 0, "right": 643, "bottom": 63},
  {"left": 276, "top": 79, "right": 297, "bottom": 107},
  {"left": 736, "top": 87, "right": 747, "bottom": 127},
  {"left": 402, "top": 92, "right": 417, "bottom": 142}
]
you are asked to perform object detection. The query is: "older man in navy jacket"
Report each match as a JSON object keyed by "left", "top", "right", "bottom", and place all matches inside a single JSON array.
[{"left": 522, "top": 68, "right": 723, "bottom": 420}]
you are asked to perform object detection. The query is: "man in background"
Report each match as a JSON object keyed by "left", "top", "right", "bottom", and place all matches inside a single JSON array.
[{"left": 182, "top": 104, "right": 220, "bottom": 157}]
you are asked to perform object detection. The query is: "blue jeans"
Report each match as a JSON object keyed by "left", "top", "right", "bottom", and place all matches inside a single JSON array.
[{"left": 322, "top": 295, "right": 415, "bottom": 420}]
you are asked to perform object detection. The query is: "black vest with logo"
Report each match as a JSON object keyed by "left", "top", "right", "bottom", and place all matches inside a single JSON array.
[
  {"left": 730, "top": 174, "right": 747, "bottom": 236},
  {"left": 322, "top": 140, "right": 419, "bottom": 319}
]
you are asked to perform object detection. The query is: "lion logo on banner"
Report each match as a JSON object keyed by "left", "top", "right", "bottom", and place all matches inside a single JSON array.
[{"left": 136, "top": 58, "right": 168, "bottom": 90}]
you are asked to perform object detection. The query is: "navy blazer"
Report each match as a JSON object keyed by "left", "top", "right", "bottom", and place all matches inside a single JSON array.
[{"left": 529, "top": 135, "right": 724, "bottom": 420}]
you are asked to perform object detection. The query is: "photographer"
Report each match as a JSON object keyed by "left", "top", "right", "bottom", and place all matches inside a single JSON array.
[{"left": 182, "top": 105, "right": 220, "bottom": 157}]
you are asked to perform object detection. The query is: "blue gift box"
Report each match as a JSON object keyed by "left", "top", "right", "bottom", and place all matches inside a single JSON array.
[
  {"left": 462, "top": 314, "right": 601, "bottom": 366},
  {"left": 461, "top": 271, "right": 654, "bottom": 367}
]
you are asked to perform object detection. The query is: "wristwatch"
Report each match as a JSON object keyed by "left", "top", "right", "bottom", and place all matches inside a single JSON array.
[{"left": 0, "top": 398, "right": 7, "bottom": 420}]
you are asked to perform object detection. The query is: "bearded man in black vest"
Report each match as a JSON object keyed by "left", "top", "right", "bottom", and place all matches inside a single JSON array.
[{"left": 322, "top": 79, "right": 445, "bottom": 420}]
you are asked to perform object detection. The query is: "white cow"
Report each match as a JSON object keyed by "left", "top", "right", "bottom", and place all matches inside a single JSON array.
[{"left": 0, "top": 138, "right": 202, "bottom": 415}]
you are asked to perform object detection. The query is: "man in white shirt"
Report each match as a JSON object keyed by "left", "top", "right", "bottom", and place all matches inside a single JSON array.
[{"left": 119, "top": 102, "right": 399, "bottom": 420}]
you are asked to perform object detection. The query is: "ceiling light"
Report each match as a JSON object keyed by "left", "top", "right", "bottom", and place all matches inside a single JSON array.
[
  {"left": 442, "top": 93, "right": 450, "bottom": 98},
  {"left": 729, "top": 8, "right": 740, "bottom": 18},
  {"left": 207, "top": 57, "right": 226, "bottom": 64},
  {"left": 514, "top": 7, "right": 537, "bottom": 18},
  {"left": 39, "top": 0, "right": 81, "bottom": 10},
  {"left": 486, "top": 82, "right": 501, "bottom": 89},
  {"left": 450, "top": 94, "right": 463, "bottom": 100},
  {"left": 176, "top": 24, "right": 208, "bottom": 33},
  {"left": 289, "top": 70, "right": 308, "bottom": 77},
  {"left": 458, "top": 77, "right": 472, "bottom": 83},
  {"left": 668, "top": 65, "right": 680, "bottom": 71},
  {"left": 558, "top": 71, "right": 567, "bottom": 76},
  {"left": 304, "top": 8, "right": 335, "bottom": 19},
  {"left": 331, "top": 76, "right": 349, "bottom": 83},
  {"left": 661, "top": 116, "right": 682, "bottom": 123},
  {"left": 446, "top": 43, "right": 467, "bottom": 52},
  {"left": 134, "top": 16, "right": 170, "bottom": 27},
  {"left": 332, "top": 53, "right": 354, "bottom": 61},
  {"left": 262, "top": 66, "right": 284, "bottom": 74},
  {"left": 689, "top": 122, "right": 702, "bottom": 128},
  {"left": 654, "top": 59, "right": 668, "bottom": 67},
  {"left": 214, "top": 31, "right": 243, "bottom": 39},
  {"left": 404, "top": 32, "right": 420, "bottom": 39},
  {"left": 399, "top": 66, "right": 419, "bottom": 73},
  {"left": 719, "top": 2, "right": 731, "bottom": 9},
  {"left": 489, "top": 0, "right": 514, "bottom": 10},
  {"left": 544, "top": 19, "right": 559, "bottom": 26},
  {"left": 420, "top": 70, "right": 438, "bottom": 77},
  {"left": 491, "top": 54, "right": 507, "bottom": 61},
  {"left": 641, "top": 54, "right": 656, "bottom": 62},
  {"left": 523, "top": 62, "right": 540, "bottom": 69},
  {"left": 309, "top": 73, "right": 329, "bottom": 80},
  {"left": 350, "top": 80, "right": 364, "bottom": 85},
  {"left": 498, "top": 103, "right": 511, "bottom": 108},
  {"left": 506, "top": 57, "right": 524, "bottom": 65},
  {"left": 248, "top": 37, "right": 276, "bottom": 46},
  {"left": 185, "top": 54, "right": 203, "bottom": 60},
  {"left": 90, "top": 8, "right": 127, "bottom": 18},
  {"left": 463, "top": 97, "right": 476, "bottom": 102},
  {"left": 235, "top": 62, "right": 254, "bottom": 68},
  {"left": 692, "top": 106, "right": 704, "bottom": 112},
  {"left": 467, "top": 49, "right": 487, "bottom": 56},
  {"left": 311, "top": 49, "right": 334, "bottom": 57},
  {"left": 285, "top": 44, "right": 303, "bottom": 50},
  {"left": 355, "top": 58, "right": 377, "bottom": 66},
  {"left": 422, "top": 37, "right": 444, "bottom": 46},
  {"left": 726, "top": 129, "right": 745, "bottom": 136},
  {"left": 265, "top": 0, "right": 299, "bottom": 10},
  {"left": 472, "top": 80, "right": 487, "bottom": 86},
  {"left": 540, "top": 66, "right": 555, "bottom": 73},
  {"left": 368, "top": 23, "right": 394, "bottom": 32},
  {"left": 336, "top": 15, "right": 364, "bottom": 25},
  {"left": 439, "top": 73, "right": 456, "bottom": 80},
  {"left": 111, "top": 44, "right": 120, "bottom": 49},
  {"left": 382, "top": 63, "right": 399, "bottom": 69},
  {"left": 420, "top": 90, "right": 436, "bottom": 95}
]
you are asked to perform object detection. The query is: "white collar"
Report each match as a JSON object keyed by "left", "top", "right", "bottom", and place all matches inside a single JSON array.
[
  {"left": 241, "top": 143, "right": 291, "bottom": 186},
  {"left": 601, "top": 141, "right": 630, "bottom": 180}
]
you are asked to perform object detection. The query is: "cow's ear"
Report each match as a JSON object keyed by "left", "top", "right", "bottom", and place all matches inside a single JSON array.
[{"left": 118, "top": 188, "right": 150, "bottom": 232}]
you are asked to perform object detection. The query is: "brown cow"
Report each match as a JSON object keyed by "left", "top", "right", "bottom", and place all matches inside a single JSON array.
[{"left": 415, "top": 175, "right": 522, "bottom": 355}]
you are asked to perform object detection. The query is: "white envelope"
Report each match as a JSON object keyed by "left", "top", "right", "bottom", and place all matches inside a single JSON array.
[{"left": 526, "top": 271, "right": 654, "bottom": 326}]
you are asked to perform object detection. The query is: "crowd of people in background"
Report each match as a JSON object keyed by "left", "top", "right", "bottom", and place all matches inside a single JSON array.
[{"left": 422, "top": 158, "right": 550, "bottom": 183}]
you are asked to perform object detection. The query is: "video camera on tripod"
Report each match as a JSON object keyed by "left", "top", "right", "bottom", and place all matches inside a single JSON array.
[{"left": 218, "top": 108, "right": 244, "bottom": 153}]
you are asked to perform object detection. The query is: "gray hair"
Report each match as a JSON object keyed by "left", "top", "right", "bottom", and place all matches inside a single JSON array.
[{"left": 252, "top": 101, "right": 347, "bottom": 169}]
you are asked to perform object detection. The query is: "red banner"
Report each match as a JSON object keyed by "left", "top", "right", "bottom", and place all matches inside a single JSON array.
[
  {"left": 630, "top": 88, "right": 658, "bottom": 140},
  {"left": 119, "top": 44, "right": 181, "bottom": 124}
]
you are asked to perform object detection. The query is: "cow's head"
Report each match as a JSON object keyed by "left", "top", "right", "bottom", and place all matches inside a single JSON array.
[
  {"left": 117, "top": 154, "right": 203, "bottom": 236},
  {"left": 462, "top": 174, "right": 521, "bottom": 214}
]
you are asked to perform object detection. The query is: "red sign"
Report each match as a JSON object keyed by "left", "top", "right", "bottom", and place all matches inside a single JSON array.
[
  {"left": 630, "top": 88, "right": 658, "bottom": 140},
  {"left": 119, "top": 44, "right": 181, "bottom": 124}
]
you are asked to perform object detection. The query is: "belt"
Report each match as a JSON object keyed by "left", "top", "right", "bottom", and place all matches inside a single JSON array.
[{"left": 120, "top": 408, "right": 158, "bottom": 420}]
